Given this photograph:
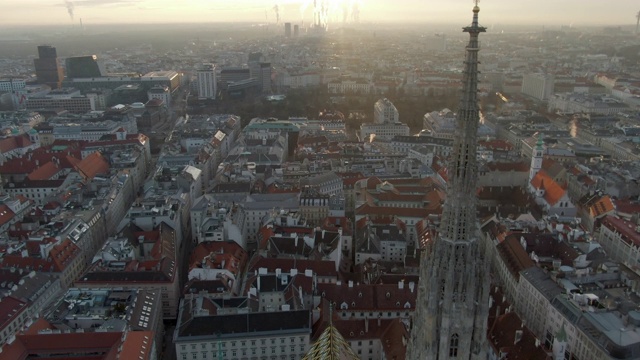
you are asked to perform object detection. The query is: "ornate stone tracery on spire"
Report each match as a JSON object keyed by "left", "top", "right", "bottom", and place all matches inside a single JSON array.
[{"left": 406, "top": 4, "right": 489, "bottom": 360}]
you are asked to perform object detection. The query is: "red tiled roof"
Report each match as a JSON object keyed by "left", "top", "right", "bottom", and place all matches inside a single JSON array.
[
  {"left": 589, "top": 195, "right": 615, "bottom": 218},
  {"left": 249, "top": 256, "right": 337, "bottom": 277},
  {"left": 189, "top": 241, "right": 247, "bottom": 273},
  {"left": 0, "top": 204, "right": 16, "bottom": 226},
  {"left": 117, "top": 331, "right": 154, "bottom": 360},
  {"left": 84, "top": 134, "right": 147, "bottom": 149},
  {"left": 317, "top": 282, "right": 417, "bottom": 311},
  {"left": 0, "top": 146, "right": 81, "bottom": 175},
  {"left": 43, "top": 201, "right": 62, "bottom": 210},
  {"left": 49, "top": 238, "right": 81, "bottom": 271},
  {"left": 27, "top": 161, "right": 61, "bottom": 181},
  {"left": 22, "top": 318, "right": 54, "bottom": 335},
  {"left": 2, "top": 238, "right": 80, "bottom": 273},
  {"left": 487, "top": 311, "right": 550, "bottom": 360},
  {"left": 496, "top": 235, "right": 535, "bottom": 279},
  {"left": 75, "top": 151, "right": 109, "bottom": 180},
  {"left": 530, "top": 171, "right": 566, "bottom": 206},
  {"left": 364, "top": 176, "right": 383, "bottom": 190},
  {"left": 133, "top": 231, "right": 160, "bottom": 244},
  {"left": 601, "top": 216, "right": 640, "bottom": 247},
  {"left": 13, "top": 135, "right": 33, "bottom": 149},
  {"left": 258, "top": 226, "right": 276, "bottom": 250},
  {"left": 356, "top": 203, "right": 438, "bottom": 218},
  {"left": 478, "top": 139, "right": 514, "bottom": 151},
  {"left": 484, "top": 161, "right": 529, "bottom": 172},
  {"left": 614, "top": 199, "right": 640, "bottom": 216},
  {"left": 0, "top": 137, "right": 18, "bottom": 153},
  {"left": 322, "top": 217, "right": 353, "bottom": 236},
  {"left": 0, "top": 296, "right": 27, "bottom": 331},
  {"left": 0, "top": 332, "right": 123, "bottom": 360}
]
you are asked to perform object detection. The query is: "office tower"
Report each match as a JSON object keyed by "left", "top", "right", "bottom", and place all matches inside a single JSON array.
[
  {"left": 65, "top": 55, "right": 107, "bottom": 79},
  {"left": 406, "top": 4, "right": 488, "bottom": 360},
  {"left": 294, "top": 25, "right": 299, "bottom": 37},
  {"left": 33, "top": 45, "right": 64, "bottom": 89},
  {"left": 521, "top": 73, "right": 555, "bottom": 101},
  {"left": 258, "top": 63, "right": 272, "bottom": 94},
  {"left": 197, "top": 64, "right": 217, "bottom": 99},
  {"left": 285, "top": 22, "right": 292, "bottom": 37}
]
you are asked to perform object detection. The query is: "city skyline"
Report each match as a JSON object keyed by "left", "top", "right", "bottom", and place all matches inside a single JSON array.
[{"left": 1, "top": 0, "right": 639, "bottom": 27}]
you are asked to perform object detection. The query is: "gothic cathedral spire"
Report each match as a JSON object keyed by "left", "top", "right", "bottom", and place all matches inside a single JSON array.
[{"left": 406, "top": 3, "right": 489, "bottom": 360}]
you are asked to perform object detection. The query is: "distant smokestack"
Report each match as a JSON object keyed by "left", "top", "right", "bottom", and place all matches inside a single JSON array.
[{"left": 64, "top": 0, "right": 74, "bottom": 20}]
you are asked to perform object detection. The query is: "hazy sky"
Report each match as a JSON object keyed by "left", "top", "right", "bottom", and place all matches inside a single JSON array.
[{"left": 1, "top": 0, "right": 638, "bottom": 27}]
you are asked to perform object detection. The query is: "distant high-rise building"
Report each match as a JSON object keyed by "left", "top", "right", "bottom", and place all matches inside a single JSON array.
[
  {"left": 248, "top": 52, "right": 262, "bottom": 63},
  {"left": 521, "top": 73, "right": 555, "bottom": 101},
  {"left": 258, "top": 63, "right": 272, "bottom": 94},
  {"left": 406, "top": 4, "right": 489, "bottom": 360},
  {"left": 285, "top": 22, "right": 292, "bottom": 37},
  {"left": 374, "top": 98, "right": 399, "bottom": 124},
  {"left": 197, "top": 64, "right": 217, "bottom": 99},
  {"left": 33, "top": 45, "right": 64, "bottom": 89},
  {"left": 219, "top": 67, "right": 250, "bottom": 91},
  {"left": 294, "top": 25, "right": 300, "bottom": 37},
  {"left": 65, "top": 55, "right": 107, "bottom": 79}
]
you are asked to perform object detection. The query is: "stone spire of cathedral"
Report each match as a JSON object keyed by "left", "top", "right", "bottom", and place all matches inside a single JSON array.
[
  {"left": 302, "top": 302, "right": 360, "bottom": 360},
  {"left": 406, "top": 3, "right": 489, "bottom": 359}
]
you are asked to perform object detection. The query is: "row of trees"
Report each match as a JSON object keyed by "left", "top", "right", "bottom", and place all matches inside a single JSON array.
[{"left": 188, "top": 85, "right": 462, "bottom": 132}]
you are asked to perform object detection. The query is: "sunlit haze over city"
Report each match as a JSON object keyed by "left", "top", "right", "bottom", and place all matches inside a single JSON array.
[
  {"left": 0, "top": 0, "right": 638, "bottom": 26},
  {"left": 2, "top": 0, "right": 640, "bottom": 359}
]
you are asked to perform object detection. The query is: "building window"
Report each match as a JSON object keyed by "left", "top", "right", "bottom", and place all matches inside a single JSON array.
[{"left": 449, "top": 333, "right": 459, "bottom": 357}]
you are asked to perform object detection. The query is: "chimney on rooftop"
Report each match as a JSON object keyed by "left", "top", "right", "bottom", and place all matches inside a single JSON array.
[{"left": 514, "top": 330, "right": 523, "bottom": 344}]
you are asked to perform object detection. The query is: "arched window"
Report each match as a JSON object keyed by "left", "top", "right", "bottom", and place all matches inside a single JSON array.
[{"left": 449, "top": 333, "right": 459, "bottom": 357}]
